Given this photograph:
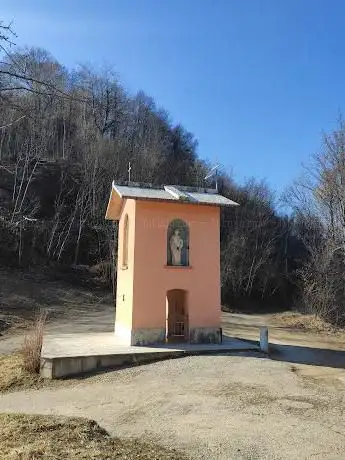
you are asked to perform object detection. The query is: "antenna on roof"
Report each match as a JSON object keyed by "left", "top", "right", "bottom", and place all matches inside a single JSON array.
[
  {"left": 204, "top": 163, "right": 222, "bottom": 191},
  {"left": 128, "top": 162, "right": 132, "bottom": 183}
]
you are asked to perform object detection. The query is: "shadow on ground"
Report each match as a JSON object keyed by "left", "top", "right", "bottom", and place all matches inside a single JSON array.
[
  {"left": 220, "top": 336, "right": 345, "bottom": 371},
  {"left": 222, "top": 333, "right": 345, "bottom": 369},
  {"left": 269, "top": 343, "right": 345, "bottom": 369},
  {"left": 222, "top": 312, "right": 345, "bottom": 370}
]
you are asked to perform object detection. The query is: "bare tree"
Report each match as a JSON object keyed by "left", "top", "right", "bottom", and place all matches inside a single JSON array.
[{"left": 286, "top": 119, "right": 345, "bottom": 325}]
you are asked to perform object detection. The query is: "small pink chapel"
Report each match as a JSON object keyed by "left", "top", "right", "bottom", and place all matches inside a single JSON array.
[{"left": 105, "top": 182, "right": 238, "bottom": 346}]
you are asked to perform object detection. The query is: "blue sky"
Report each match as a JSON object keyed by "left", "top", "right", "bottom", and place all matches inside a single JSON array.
[{"left": 2, "top": 0, "right": 345, "bottom": 196}]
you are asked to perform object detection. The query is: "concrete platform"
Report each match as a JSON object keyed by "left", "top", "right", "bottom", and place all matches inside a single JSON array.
[{"left": 40, "top": 333, "right": 259, "bottom": 379}]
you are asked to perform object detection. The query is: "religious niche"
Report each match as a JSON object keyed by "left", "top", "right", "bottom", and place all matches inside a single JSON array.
[{"left": 167, "top": 219, "right": 189, "bottom": 266}]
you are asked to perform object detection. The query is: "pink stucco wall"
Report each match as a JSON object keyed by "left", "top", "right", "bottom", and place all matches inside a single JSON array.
[
  {"left": 128, "top": 200, "right": 221, "bottom": 331},
  {"left": 115, "top": 198, "right": 136, "bottom": 333}
]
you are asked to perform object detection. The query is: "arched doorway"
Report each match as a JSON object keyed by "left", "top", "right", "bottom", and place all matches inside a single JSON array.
[{"left": 166, "top": 289, "right": 188, "bottom": 342}]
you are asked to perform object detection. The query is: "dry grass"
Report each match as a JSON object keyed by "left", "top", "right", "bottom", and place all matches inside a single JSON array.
[
  {"left": 273, "top": 312, "right": 337, "bottom": 333},
  {"left": 0, "top": 413, "right": 187, "bottom": 460},
  {"left": 0, "top": 354, "right": 81, "bottom": 393},
  {"left": 0, "top": 354, "right": 45, "bottom": 393},
  {"left": 0, "top": 312, "right": 59, "bottom": 393},
  {"left": 19, "top": 311, "right": 48, "bottom": 374},
  {"left": 0, "top": 353, "right": 74, "bottom": 394}
]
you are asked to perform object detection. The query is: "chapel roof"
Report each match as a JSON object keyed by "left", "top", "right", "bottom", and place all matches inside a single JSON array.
[{"left": 105, "top": 181, "right": 239, "bottom": 220}]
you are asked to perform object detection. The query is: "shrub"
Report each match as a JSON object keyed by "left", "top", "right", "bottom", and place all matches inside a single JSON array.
[{"left": 19, "top": 311, "right": 48, "bottom": 374}]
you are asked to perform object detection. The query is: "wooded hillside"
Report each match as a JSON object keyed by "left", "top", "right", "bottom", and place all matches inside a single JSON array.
[{"left": 2, "top": 22, "right": 345, "bottom": 325}]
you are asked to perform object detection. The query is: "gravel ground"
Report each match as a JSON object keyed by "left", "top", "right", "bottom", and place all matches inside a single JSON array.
[
  {"left": 2, "top": 270, "right": 345, "bottom": 458},
  {"left": 1, "top": 353, "right": 345, "bottom": 460}
]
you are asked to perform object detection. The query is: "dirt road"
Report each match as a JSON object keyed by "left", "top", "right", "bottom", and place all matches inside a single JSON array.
[
  {"left": 0, "top": 268, "right": 114, "bottom": 354},
  {"left": 0, "top": 353, "right": 345, "bottom": 459},
  {"left": 1, "top": 270, "right": 345, "bottom": 458}
]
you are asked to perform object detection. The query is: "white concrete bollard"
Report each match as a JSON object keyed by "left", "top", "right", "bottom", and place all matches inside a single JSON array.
[{"left": 260, "top": 326, "right": 269, "bottom": 353}]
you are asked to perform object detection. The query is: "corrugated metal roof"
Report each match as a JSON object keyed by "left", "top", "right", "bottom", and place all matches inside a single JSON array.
[{"left": 112, "top": 182, "right": 239, "bottom": 207}]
